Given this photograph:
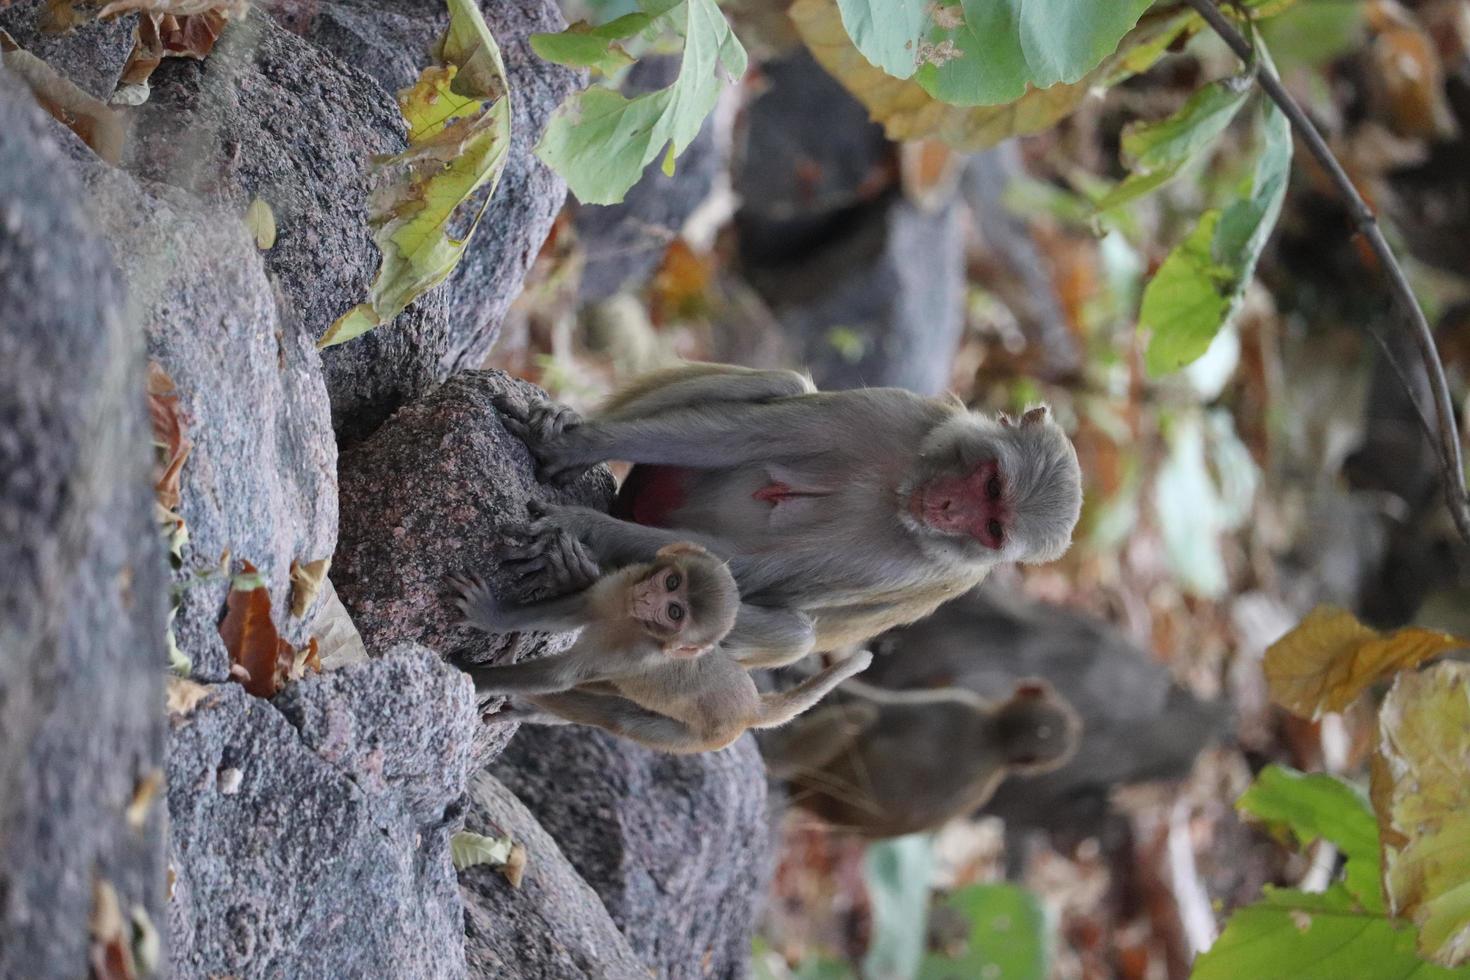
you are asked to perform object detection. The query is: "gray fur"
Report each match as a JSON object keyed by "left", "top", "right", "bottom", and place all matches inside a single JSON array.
[{"left": 504, "top": 364, "right": 1084, "bottom": 664}]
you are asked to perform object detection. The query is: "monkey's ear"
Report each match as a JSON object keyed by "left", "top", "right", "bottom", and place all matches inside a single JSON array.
[
  {"left": 998, "top": 412, "right": 1016, "bottom": 428},
  {"left": 1013, "top": 679, "right": 1049, "bottom": 699},
  {"left": 1021, "top": 405, "right": 1049, "bottom": 426},
  {"left": 668, "top": 642, "right": 710, "bottom": 659}
]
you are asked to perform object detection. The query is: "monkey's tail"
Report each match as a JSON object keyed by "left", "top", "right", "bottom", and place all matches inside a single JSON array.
[{"left": 754, "top": 651, "right": 874, "bottom": 729}]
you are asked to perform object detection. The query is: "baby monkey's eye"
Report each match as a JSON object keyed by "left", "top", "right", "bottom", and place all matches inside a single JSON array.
[
  {"left": 665, "top": 572, "right": 681, "bottom": 591},
  {"left": 668, "top": 603, "right": 684, "bottom": 622},
  {"left": 986, "top": 476, "right": 1002, "bottom": 500},
  {"left": 987, "top": 519, "right": 1004, "bottom": 542}
]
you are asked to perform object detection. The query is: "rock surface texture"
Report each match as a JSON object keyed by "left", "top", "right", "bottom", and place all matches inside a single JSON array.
[
  {"left": 494, "top": 728, "right": 774, "bottom": 980},
  {"left": 261, "top": 0, "right": 580, "bottom": 439},
  {"left": 462, "top": 775, "right": 648, "bottom": 979},
  {"left": 167, "top": 646, "right": 477, "bottom": 979},
  {"left": 0, "top": 75, "right": 168, "bottom": 980}
]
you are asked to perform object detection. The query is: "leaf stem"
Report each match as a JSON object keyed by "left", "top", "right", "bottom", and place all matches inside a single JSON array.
[{"left": 1182, "top": 0, "right": 1470, "bottom": 544}]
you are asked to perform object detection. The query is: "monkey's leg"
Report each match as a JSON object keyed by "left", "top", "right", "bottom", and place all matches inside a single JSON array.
[
  {"left": 724, "top": 606, "right": 817, "bottom": 668},
  {"left": 519, "top": 690, "right": 710, "bottom": 753},
  {"left": 598, "top": 365, "right": 814, "bottom": 422},
  {"left": 760, "top": 702, "right": 879, "bottom": 779},
  {"left": 754, "top": 650, "right": 874, "bottom": 728},
  {"left": 464, "top": 652, "right": 595, "bottom": 697},
  {"left": 536, "top": 401, "right": 806, "bottom": 479}
]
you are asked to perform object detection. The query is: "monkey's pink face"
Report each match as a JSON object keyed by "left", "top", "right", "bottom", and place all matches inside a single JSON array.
[
  {"left": 907, "top": 458, "right": 1008, "bottom": 551},
  {"left": 630, "top": 564, "right": 701, "bottom": 655}
]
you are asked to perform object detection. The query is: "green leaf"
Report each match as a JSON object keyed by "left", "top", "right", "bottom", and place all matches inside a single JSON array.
[
  {"left": 793, "top": 0, "right": 1190, "bottom": 149},
  {"left": 919, "top": 883, "right": 1048, "bottom": 979},
  {"left": 450, "top": 830, "right": 515, "bottom": 871},
  {"left": 834, "top": 0, "right": 927, "bottom": 80},
  {"left": 1238, "top": 765, "right": 1383, "bottom": 912},
  {"left": 1193, "top": 885, "right": 1470, "bottom": 980},
  {"left": 535, "top": 0, "right": 747, "bottom": 205},
  {"left": 833, "top": 0, "right": 1151, "bottom": 97},
  {"left": 863, "top": 836, "right": 935, "bottom": 980},
  {"left": 1099, "top": 76, "right": 1251, "bottom": 210},
  {"left": 529, "top": 14, "right": 651, "bottom": 75},
  {"left": 1141, "top": 92, "right": 1292, "bottom": 374},
  {"left": 319, "top": 0, "right": 511, "bottom": 348}
]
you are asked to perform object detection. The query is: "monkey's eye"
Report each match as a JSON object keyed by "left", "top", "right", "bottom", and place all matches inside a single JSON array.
[
  {"left": 986, "top": 476, "right": 1002, "bottom": 500},
  {"left": 987, "top": 519, "right": 1004, "bottom": 544},
  {"left": 668, "top": 602, "right": 684, "bottom": 622},
  {"left": 665, "top": 572, "right": 681, "bottom": 591}
]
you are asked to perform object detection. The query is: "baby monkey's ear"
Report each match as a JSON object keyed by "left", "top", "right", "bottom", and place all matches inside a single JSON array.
[
  {"left": 667, "top": 641, "right": 711, "bottom": 659},
  {"left": 1021, "top": 405, "right": 1049, "bottom": 426}
]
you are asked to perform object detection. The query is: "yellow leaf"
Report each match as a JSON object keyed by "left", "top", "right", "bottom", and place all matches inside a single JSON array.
[
  {"left": 245, "top": 197, "right": 276, "bottom": 250},
  {"left": 320, "top": 0, "right": 511, "bottom": 348},
  {"left": 1264, "top": 605, "right": 1465, "bottom": 718},
  {"left": 1372, "top": 662, "right": 1470, "bottom": 966},
  {"left": 788, "top": 0, "right": 1192, "bottom": 149},
  {"left": 288, "top": 557, "right": 331, "bottom": 618}
]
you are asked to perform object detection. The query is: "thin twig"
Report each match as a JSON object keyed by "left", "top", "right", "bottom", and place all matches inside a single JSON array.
[{"left": 1182, "top": 0, "right": 1470, "bottom": 544}]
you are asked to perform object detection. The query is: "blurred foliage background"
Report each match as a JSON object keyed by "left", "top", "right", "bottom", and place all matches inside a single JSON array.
[{"left": 485, "top": 0, "right": 1470, "bottom": 976}]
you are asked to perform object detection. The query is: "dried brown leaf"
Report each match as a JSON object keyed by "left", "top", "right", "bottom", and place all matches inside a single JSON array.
[
  {"left": 125, "top": 769, "right": 163, "bottom": 830},
  {"left": 89, "top": 878, "right": 136, "bottom": 980},
  {"left": 218, "top": 560, "right": 292, "bottom": 698},
  {"left": 1264, "top": 605, "right": 1465, "bottom": 718},
  {"left": 146, "top": 361, "right": 192, "bottom": 513},
  {"left": 1371, "top": 662, "right": 1470, "bottom": 966},
  {"left": 0, "top": 39, "right": 124, "bottom": 162}
]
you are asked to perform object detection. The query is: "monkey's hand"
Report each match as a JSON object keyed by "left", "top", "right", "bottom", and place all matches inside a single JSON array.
[
  {"left": 447, "top": 571, "right": 507, "bottom": 633},
  {"left": 500, "top": 511, "right": 600, "bottom": 597},
  {"left": 493, "top": 395, "right": 586, "bottom": 482}
]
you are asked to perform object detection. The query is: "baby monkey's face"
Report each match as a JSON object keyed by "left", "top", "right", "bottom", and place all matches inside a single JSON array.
[{"left": 630, "top": 562, "right": 692, "bottom": 645}]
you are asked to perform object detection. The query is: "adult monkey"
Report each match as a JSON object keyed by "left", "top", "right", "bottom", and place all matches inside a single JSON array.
[{"left": 499, "top": 363, "right": 1083, "bottom": 667}]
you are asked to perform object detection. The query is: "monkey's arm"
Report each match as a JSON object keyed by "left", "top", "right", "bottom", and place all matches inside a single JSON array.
[
  {"left": 519, "top": 690, "right": 713, "bottom": 754},
  {"left": 760, "top": 701, "right": 879, "bottom": 779},
  {"left": 541, "top": 503, "right": 701, "bottom": 565},
  {"left": 465, "top": 652, "right": 600, "bottom": 697},
  {"left": 755, "top": 650, "right": 873, "bottom": 728}
]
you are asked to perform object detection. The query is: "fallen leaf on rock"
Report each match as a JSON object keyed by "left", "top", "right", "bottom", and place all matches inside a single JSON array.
[
  {"left": 451, "top": 831, "right": 517, "bottom": 872},
  {"left": 146, "top": 362, "right": 191, "bottom": 513},
  {"left": 218, "top": 561, "right": 293, "bottom": 698},
  {"left": 89, "top": 878, "right": 136, "bottom": 980},
  {"left": 245, "top": 197, "right": 276, "bottom": 250},
  {"left": 287, "top": 636, "right": 322, "bottom": 682},
  {"left": 1371, "top": 661, "right": 1470, "bottom": 966},
  {"left": 1265, "top": 605, "right": 1465, "bottom": 719},
  {"left": 165, "top": 676, "right": 213, "bottom": 716},
  {"left": 106, "top": 5, "right": 235, "bottom": 87},
  {"left": 0, "top": 33, "right": 125, "bottom": 162},
  {"left": 288, "top": 557, "right": 330, "bottom": 618},
  {"left": 125, "top": 769, "right": 164, "bottom": 830},
  {"left": 320, "top": 0, "right": 511, "bottom": 348},
  {"left": 308, "top": 578, "right": 370, "bottom": 669}
]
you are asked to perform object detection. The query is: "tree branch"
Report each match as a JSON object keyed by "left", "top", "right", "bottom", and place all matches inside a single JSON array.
[{"left": 1182, "top": 0, "right": 1470, "bottom": 544}]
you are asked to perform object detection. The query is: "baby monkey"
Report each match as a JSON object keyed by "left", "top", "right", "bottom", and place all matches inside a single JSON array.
[{"left": 450, "top": 542, "right": 873, "bottom": 754}]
